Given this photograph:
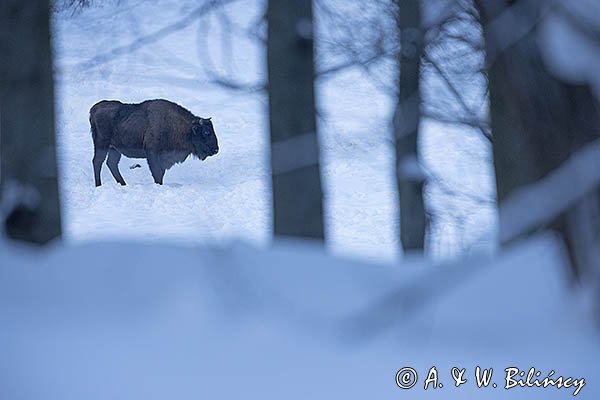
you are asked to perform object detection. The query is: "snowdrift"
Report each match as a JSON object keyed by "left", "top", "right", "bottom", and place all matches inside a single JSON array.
[{"left": 0, "top": 234, "right": 597, "bottom": 399}]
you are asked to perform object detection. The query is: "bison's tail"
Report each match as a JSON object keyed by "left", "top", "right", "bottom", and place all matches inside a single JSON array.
[{"left": 89, "top": 113, "right": 98, "bottom": 142}]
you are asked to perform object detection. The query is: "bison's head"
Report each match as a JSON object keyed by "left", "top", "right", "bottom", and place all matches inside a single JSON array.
[{"left": 191, "top": 117, "right": 219, "bottom": 160}]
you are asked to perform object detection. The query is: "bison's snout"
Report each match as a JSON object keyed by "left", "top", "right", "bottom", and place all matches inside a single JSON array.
[{"left": 201, "top": 147, "right": 218, "bottom": 160}]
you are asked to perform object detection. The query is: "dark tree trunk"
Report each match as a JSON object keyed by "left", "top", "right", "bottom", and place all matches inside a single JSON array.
[
  {"left": 267, "top": 0, "right": 324, "bottom": 239},
  {"left": 0, "top": 0, "right": 62, "bottom": 244},
  {"left": 476, "top": 1, "right": 600, "bottom": 278},
  {"left": 393, "top": 0, "right": 426, "bottom": 252}
]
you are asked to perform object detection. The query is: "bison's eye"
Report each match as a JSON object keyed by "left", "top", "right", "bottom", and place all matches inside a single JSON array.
[{"left": 202, "top": 129, "right": 211, "bottom": 138}]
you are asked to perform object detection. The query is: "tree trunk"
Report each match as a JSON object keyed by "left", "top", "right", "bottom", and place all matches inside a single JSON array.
[
  {"left": 267, "top": 0, "right": 324, "bottom": 239},
  {"left": 476, "top": 1, "right": 600, "bottom": 278},
  {"left": 0, "top": 0, "right": 62, "bottom": 244},
  {"left": 393, "top": 0, "right": 426, "bottom": 252}
]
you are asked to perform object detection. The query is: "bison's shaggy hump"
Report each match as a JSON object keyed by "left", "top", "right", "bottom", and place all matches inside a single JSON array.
[{"left": 90, "top": 99, "right": 219, "bottom": 186}]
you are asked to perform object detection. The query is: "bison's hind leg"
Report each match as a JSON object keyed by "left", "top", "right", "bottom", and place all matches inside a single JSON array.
[
  {"left": 93, "top": 147, "right": 108, "bottom": 187},
  {"left": 107, "top": 148, "right": 126, "bottom": 186}
]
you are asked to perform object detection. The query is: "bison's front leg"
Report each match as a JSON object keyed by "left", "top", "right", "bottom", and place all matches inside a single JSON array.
[
  {"left": 92, "top": 147, "right": 108, "bottom": 187},
  {"left": 147, "top": 153, "right": 166, "bottom": 185},
  {"left": 107, "top": 148, "right": 126, "bottom": 185}
]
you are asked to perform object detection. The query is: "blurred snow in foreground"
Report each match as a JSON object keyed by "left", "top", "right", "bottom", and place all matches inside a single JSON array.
[{"left": 1, "top": 234, "right": 598, "bottom": 399}]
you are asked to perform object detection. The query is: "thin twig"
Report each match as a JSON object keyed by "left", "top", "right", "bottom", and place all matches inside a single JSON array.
[
  {"left": 423, "top": 52, "right": 492, "bottom": 142},
  {"left": 66, "top": 0, "right": 238, "bottom": 72}
]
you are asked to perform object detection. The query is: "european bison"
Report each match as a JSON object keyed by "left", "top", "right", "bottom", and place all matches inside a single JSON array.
[{"left": 89, "top": 99, "right": 219, "bottom": 186}]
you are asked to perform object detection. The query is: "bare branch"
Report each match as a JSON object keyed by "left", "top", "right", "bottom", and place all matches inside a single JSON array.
[
  {"left": 426, "top": 167, "right": 496, "bottom": 206},
  {"left": 66, "top": 0, "right": 239, "bottom": 72},
  {"left": 195, "top": 6, "right": 264, "bottom": 92},
  {"left": 555, "top": 2, "right": 600, "bottom": 47},
  {"left": 316, "top": 50, "right": 388, "bottom": 78},
  {"left": 422, "top": 109, "right": 490, "bottom": 136},
  {"left": 423, "top": 52, "right": 492, "bottom": 141}
]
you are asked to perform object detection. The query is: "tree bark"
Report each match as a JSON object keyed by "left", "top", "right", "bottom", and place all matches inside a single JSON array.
[
  {"left": 393, "top": 0, "right": 426, "bottom": 252},
  {"left": 0, "top": 0, "right": 62, "bottom": 244},
  {"left": 267, "top": 0, "right": 324, "bottom": 239}
]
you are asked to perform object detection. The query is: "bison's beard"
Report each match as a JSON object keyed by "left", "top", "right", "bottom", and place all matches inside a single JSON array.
[{"left": 192, "top": 151, "right": 208, "bottom": 161}]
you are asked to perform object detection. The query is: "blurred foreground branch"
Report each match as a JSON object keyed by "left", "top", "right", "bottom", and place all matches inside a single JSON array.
[{"left": 346, "top": 135, "right": 600, "bottom": 339}]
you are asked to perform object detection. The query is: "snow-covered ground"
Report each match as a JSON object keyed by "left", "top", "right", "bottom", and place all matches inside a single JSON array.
[
  {"left": 53, "top": 0, "right": 270, "bottom": 248},
  {"left": 1, "top": 233, "right": 598, "bottom": 399},
  {"left": 52, "top": 0, "right": 496, "bottom": 261}
]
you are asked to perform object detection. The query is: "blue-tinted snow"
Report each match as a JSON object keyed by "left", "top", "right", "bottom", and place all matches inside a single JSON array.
[
  {"left": 0, "top": 234, "right": 598, "bottom": 399},
  {"left": 52, "top": 0, "right": 497, "bottom": 261}
]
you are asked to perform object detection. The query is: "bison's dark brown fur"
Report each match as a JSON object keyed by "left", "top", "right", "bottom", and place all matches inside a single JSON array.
[{"left": 90, "top": 99, "right": 219, "bottom": 186}]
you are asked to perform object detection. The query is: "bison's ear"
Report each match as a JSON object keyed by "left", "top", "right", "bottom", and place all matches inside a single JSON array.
[{"left": 192, "top": 123, "right": 201, "bottom": 135}]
